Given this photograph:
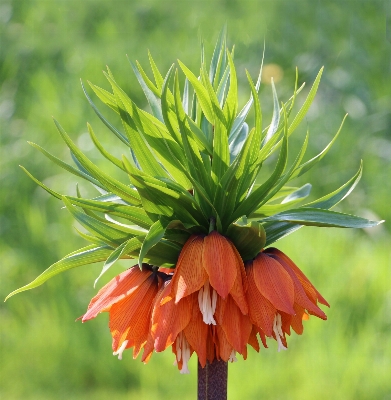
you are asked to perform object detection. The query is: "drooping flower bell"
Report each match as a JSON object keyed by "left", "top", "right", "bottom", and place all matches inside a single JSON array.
[
  {"left": 6, "top": 28, "right": 382, "bottom": 377},
  {"left": 246, "top": 248, "right": 329, "bottom": 352},
  {"left": 81, "top": 264, "right": 164, "bottom": 360}
]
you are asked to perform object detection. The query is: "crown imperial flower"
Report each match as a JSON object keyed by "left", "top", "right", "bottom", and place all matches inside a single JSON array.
[{"left": 6, "top": 27, "right": 382, "bottom": 380}]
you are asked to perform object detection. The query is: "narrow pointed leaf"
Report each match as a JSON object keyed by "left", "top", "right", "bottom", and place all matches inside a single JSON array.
[
  {"left": 62, "top": 197, "right": 134, "bottom": 244},
  {"left": 53, "top": 119, "right": 141, "bottom": 205},
  {"left": 28, "top": 142, "right": 104, "bottom": 189},
  {"left": 81, "top": 80, "right": 129, "bottom": 146},
  {"left": 263, "top": 78, "right": 280, "bottom": 144},
  {"left": 262, "top": 208, "right": 382, "bottom": 228},
  {"left": 5, "top": 245, "right": 115, "bottom": 300},
  {"left": 178, "top": 60, "right": 214, "bottom": 123},
  {"left": 290, "top": 114, "right": 347, "bottom": 180},
  {"left": 129, "top": 57, "right": 164, "bottom": 122},
  {"left": 288, "top": 67, "right": 323, "bottom": 135},
  {"left": 138, "top": 219, "right": 169, "bottom": 268},
  {"left": 95, "top": 237, "right": 142, "bottom": 287},
  {"left": 87, "top": 123, "right": 124, "bottom": 171}
]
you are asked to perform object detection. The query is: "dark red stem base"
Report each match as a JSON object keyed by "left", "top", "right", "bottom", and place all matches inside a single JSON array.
[{"left": 198, "top": 359, "right": 228, "bottom": 400}]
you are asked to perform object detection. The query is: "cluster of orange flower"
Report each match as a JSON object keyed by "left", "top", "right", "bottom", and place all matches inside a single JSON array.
[{"left": 82, "top": 232, "right": 328, "bottom": 373}]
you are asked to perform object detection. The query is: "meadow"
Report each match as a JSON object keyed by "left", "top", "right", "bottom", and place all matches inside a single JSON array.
[{"left": 1, "top": 1, "right": 390, "bottom": 399}]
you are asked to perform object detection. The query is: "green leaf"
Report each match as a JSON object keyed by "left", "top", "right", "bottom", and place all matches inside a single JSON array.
[
  {"left": 229, "top": 122, "right": 249, "bottom": 164},
  {"left": 142, "top": 239, "right": 181, "bottom": 267},
  {"left": 164, "top": 229, "right": 192, "bottom": 245},
  {"left": 5, "top": 245, "right": 114, "bottom": 300},
  {"left": 63, "top": 195, "right": 152, "bottom": 229},
  {"left": 233, "top": 70, "right": 263, "bottom": 202},
  {"left": 104, "top": 71, "right": 171, "bottom": 179},
  {"left": 148, "top": 50, "right": 164, "bottom": 91},
  {"left": 226, "top": 221, "right": 266, "bottom": 261},
  {"left": 209, "top": 24, "right": 227, "bottom": 86},
  {"left": 263, "top": 221, "right": 302, "bottom": 247},
  {"left": 53, "top": 119, "right": 141, "bottom": 205},
  {"left": 178, "top": 60, "right": 215, "bottom": 124},
  {"left": 229, "top": 54, "right": 263, "bottom": 144},
  {"left": 20, "top": 166, "right": 62, "bottom": 200},
  {"left": 62, "top": 197, "right": 135, "bottom": 244},
  {"left": 88, "top": 82, "right": 119, "bottom": 114},
  {"left": 95, "top": 237, "right": 143, "bottom": 287},
  {"left": 182, "top": 78, "right": 190, "bottom": 115},
  {"left": 134, "top": 60, "right": 161, "bottom": 98},
  {"left": 138, "top": 219, "right": 169, "bottom": 268},
  {"left": 216, "top": 64, "right": 230, "bottom": 106},
  {"left": 230, "top": 124, "right": 288, "bottom": 222},
  {"left": 263, "top": 163, "right": 366, "bottom": 246},
  {"left": 81, "top": 80, "right": 129, "bottom": 146},
  {"left": 290, "top": 114, "right": 347, "bottom": 180},
  {"left": 262, "top": 208, "right": 383, "bottom": 228},
  {"left": 305, "top": 161, "right": 363, "bottom": 210},
  {"left": 129, "top": 57, "right": 164, "bottom": 122},
  {"left": 186, "top": 115, "right": 213, "bottom": 155},
  {"left": 257, "top": 128, "right": 309, "bottom": 208},
  {"left": 173, "top": 70, "right": 213, "bottom": 199},
  {"left": 252, "top": 184, "right": 312, "bottom": 217},
  {"left": 87, "top": 123, "right": 125, "bottom": 171},
  {"left": 222, "top": 50, "right": 238, "bottom": 131},
  {"left": 263, "top": 78, "right": 280, "bottom": 145},
  {"left": 266, "top": 186, "right": 302, "bottom": 202},
  {"left": 288, "top": 67, "right": 323, "bottom": 136},
  {"left": 201, "top": 64, "right": 227, "bottom": 127},
  {"left": 28, "top": 142, "right": 105, "bottom": 190},
  {"left": 129, "top": 171, "right": 207, "bottom": 225}
]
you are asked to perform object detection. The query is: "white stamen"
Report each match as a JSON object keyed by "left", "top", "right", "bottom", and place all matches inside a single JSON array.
[
  {"left": 273, "top": 313, "right": 287, "bottom": 352},
  {"left": 229, "top": 350, "right": 237, "bottom": 363},
  {"left": 198, "top": 280, "right": 217, "bottom": 325},
  {"left": 113, "top": 340, "right": 128, "bottom": 360},
  {"left": 175, "top": 332, "right": 191, "bottom": 374}
]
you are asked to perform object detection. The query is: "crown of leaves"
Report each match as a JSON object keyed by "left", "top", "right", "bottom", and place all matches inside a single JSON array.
[{"left": 6, "top": 27, "right": 381, "bottom": 300}]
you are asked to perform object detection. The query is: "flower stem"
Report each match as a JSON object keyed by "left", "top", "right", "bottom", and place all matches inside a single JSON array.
[{"left": 198, "top": 358, "right": 228, "bottom": 400}]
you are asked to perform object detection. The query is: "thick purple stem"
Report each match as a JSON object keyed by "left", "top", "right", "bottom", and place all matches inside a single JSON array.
[{"left": 198, "top": 359, "right": 228, "bottom": 400}]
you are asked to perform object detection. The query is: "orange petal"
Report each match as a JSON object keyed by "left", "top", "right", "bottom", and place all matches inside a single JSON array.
[
  {"left": 229, "top": 245, "right": 249, "bottom": 315},
  {"left": 206, "top": 326, "right": 217, "bottom": 363},
  {"left": 253, "top": 253, "right": 295, "bottom": 315},
  {"left": 265, "top": 248, "right": 329, "bottom": 307},
  {"left": 170, "top": 235, "right": 207, "bottom": 303},
  {"left": 248, "top": 326, "right": 260, "bottom": 352},
  {"left": 271, "top": 254, "right": 327, "bottom": 320},
  {"left": 203, "top": 231, "right": 237, "bottom": 298},
  {"left": 254, "top": 327, "right": 268, "bottom": 348},
  {"left": 216, "top": 326, "right": 234, "bottom": 362},
  {"left": 151, "top": 281, "right": 192, "bottom": 352},
  {"left": 183, "top": 294, "right": 208, "bottom": 368},
  {"left": 242, "top": 345, "right": 248, "bottom": 360},
  {"left": 109, "top": 275, "right": 157, "bottom": 352},
  {"left": 82, "top": 266, "right": 152, "bottom": 322},
  {"left": 279, "top": 311, "right": 292, "bottom": 336},
  {"left": 220, "top": 296, "right": 252, "bottom": 354},
  {"left": 141, "top": 330, "right": 155, "bottom": 363},
  {"left": 125, "top": 278, "right": 160, "bottom": 350},
  {"left": 290, "top": 304, "right": 306, "bottom": 335},
  {"left": 246, "top": 261, "right": 276, "bottom": 337}
]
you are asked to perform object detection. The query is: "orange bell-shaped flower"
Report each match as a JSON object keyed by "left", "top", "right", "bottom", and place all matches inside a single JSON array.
[
  {"left": 81, "top": 265, "right": 162, "bottom": 360},
  {"left": 246, "top": 248, "right": 328, "bottom": 351}
]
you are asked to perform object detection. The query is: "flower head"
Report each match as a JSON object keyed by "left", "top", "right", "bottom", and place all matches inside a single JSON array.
[{"left": 6, "top": 28, "right": 382, "bottom": 375}]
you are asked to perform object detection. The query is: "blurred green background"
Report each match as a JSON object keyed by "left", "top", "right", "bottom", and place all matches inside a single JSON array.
[{"left": 1, "top": 1, "right": 390, "bottom": 399}]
